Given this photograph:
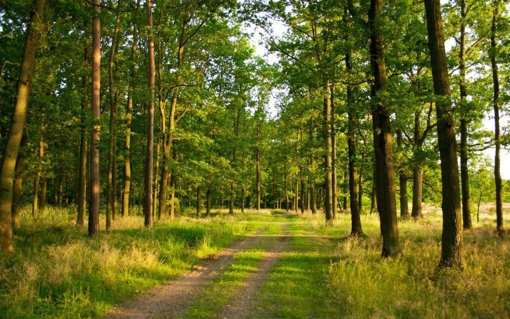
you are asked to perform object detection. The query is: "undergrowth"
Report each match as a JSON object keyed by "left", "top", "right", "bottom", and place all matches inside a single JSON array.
[{"left": 0, "top": 206, "right": 265, "bottom": 319}]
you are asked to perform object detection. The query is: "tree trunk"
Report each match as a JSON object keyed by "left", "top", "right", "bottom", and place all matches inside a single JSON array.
[
  {"left": 370, "top": 0, "right": 401, "bottom": 257},
  {"left": 40, "top": 179, "right": 47, "bottom": 214},
  {"left": 0, "top": 0, "right": 47, "bottom": 252},
  {"left": 143, "top": 0, "right": 155, "bottom": 228},
  {"left": 77, "top": 76, "right": 87, "bottom": 227},
  {"left": 206, "top": 186, "right": 212, "bottom": 217},
  {"left": 397, "top": 128, "right": 409, "bottom": 220},
  {"left": 88, "top": 0, "right": 101, "bottom": 237},
  {"left": 196, "top": 186, "right": 201, "bottom": 216},
  {"left": 346, "top": 53, "right": 363, "bottom": 236},
  {"left": 323, "top": 90, "right": 334, "bottom": 224},
  {"left": 491, "top": 1, "right": 504, "bottom": 236},
  {"left": 330, "top": 86, "right": 337, "bottom": 219},
  {"left": 32, "top": 133, "right": 44, "bottom": 217},
  {"left": 122, "top": 0, "right": 140, "bottom": 218},
  {"left": 424, "top": 0, "right": 463, "bottom": 268},
  {"left": 12, "top": 137, "right": 26, "bottom": 229},
  {"left": 106, "top": 0, "right": 122, "bottom": 230},
  {"left": 459, "top": 0, "right": 472, "bottom": 230}
]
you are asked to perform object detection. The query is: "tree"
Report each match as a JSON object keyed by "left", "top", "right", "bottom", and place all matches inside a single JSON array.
[
  {"left": 88, "top": 0, "right": 101, "bottom": 237},
  {"left": 424, "top": 0, "right": 463, "bottom": 268},
  {"left": 490, "top": 0, "right": 504, "bottom": 237},
  {"left": 143, "top": 0, "right": 155, "bottom": 228},
  {"left": 369, "top": 0, "right": 401, "bottom": 257},
  {"left": 0, "top": 0, "right": 47, "bottom": 253}
]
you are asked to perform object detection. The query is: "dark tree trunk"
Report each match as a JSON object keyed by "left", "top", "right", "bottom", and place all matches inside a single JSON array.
[
  {"left": 411, "top": 166, "right": 423, "bottom": 219},
  {"left": 491, "top": 2, "right": 504, "bottom": 236},
  {"left": 206, "top": 186, "right": 212, "bottom": 218},
  {"left": 397, "top": 128, "right": 409, "bottom": 220},
  {"left": 370, "top": 0, "right": 401, "bottom": 257},
  {"left": 424, "top": 0, "right": 463, "bottom": 268},
  {"left": 347, "top": 53, "right": 363, "bottom": 236},
  {"left": 459, "top": 0, "right": 472, "bottom": 230}
]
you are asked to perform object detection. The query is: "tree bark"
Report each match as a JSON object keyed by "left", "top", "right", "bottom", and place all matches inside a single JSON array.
[
  {"left": 397, "top": 128, "right": 409, "bottom": 220},
  {"left": 12, "top": 136, "right": 26, "bottom": 229},
  {"left": 144, "top": 0, "right": 155, "bottom": 228},
  {"left": 424, "top": 0, "right": 463, "bottom": 268},
  {"left": 330, "top": 86, "right": 337, "bottom": 219},
  {"left": 107, "top": 0, "right": 122, "bottom": 230},
  {"left": 88, "top": 0, "right": 101, "bottom": 237},
  {"left": 206, "top": 186, "right": 212, "bottom": 217},
  {"left": 346, "top": 53, "right": 363, "bottom": 236},
  {"left": 0, "top": 0, "right": 47, "bottom": 252},
  {"left": 491, "top": 1, "right": 504, "bottom": 236},
  {"left": 411, "top": 166, "right": 424, "bottom": 219},
  {"left": 370, "top": 0, "right": 401, "bottom": 257},
  {"left": 122, "top": 0, "right": 140, "bottom": 218},
  {"left": 323, "top": 88, "right": 334, "bottom": 224},
  {"left": 32, "top": 131, "right": 44, "bottom": 217},
  {"left": 459, "top": 0, "right": 472, "bottom": 230}
]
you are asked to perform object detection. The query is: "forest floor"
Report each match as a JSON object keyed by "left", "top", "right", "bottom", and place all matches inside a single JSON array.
[
  {"left": 104, "top": 212, "right": 325, "bottom": 319},
  {"left": 3, "top": 207, "right": 510, "bottom": 318}
]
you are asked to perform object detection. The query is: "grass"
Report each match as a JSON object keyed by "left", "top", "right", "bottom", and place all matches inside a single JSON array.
[
  {"left": 0, "top": 206, "right": 267, "bottom": 319},
  {"left": 1, "top": 205, "right": 510, "bottom": 318}
]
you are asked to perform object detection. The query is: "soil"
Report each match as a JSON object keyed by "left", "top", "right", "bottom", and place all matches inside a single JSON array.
[{"left": 104, "top": 224, "right": 290, "bottom": 319}]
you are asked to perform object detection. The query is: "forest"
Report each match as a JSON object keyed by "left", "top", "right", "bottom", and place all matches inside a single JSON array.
[{"left": 1, "top": 0, "right": 510, "bottom": 317}]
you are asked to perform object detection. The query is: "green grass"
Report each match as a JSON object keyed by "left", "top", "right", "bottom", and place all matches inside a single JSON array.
[
  {"left": 0, "top": 207, "right": 267, "bottom": 319},
  {"left": 2, "top": 206, "right": 510, "bottom": 319}
]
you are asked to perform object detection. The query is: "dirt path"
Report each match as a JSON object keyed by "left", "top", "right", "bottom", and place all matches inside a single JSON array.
[
  {"left": 104, "top": 223, "right": 288, "bottom": 319},
  {"left": 212, "top": 223, "right": 289, "bottom": 319}
]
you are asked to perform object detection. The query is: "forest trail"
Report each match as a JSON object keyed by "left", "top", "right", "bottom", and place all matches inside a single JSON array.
[{"left": 104, "top": 215, "right": 291, "bottom": 319}]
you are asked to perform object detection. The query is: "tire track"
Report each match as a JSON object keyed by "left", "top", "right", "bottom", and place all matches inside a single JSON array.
[
  {"left": 104, "top": 227, "right": 269, "bottom": 319},
  {"left": 213, "top": 223, "right": 290, "bottom": 319}
]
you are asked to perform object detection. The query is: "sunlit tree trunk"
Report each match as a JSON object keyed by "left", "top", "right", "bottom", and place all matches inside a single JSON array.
[
  {"left": 88, "top": 0, "right": 101, "bottom": 236},
  {"left": 144, "top": 0, "right": 155, "bottom": 228},
  {"left": 323, "top": 86, "right": 334, "bottom": 224},
  {"left": 424, "top": 0, "right": 463, "bottom": 268},
  {"left": 12, "top": 136, "right": 27, "bottom": 229},
  {"left": 122, "top": 0, "right": 140, "bottom": 218},
  {"left": 0, "top": 0, "right": 47, "bottom": 252}
]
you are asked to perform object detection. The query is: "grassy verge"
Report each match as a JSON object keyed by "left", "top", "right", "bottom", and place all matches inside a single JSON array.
[
  {"left": 0, "top": 207, "right": 268, "bottom": 319},
  {"left": 328, "top": 212, "right": 510, "bottom": 319}
]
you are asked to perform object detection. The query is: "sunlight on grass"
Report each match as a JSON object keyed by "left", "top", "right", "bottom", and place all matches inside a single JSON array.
[
  {"left": 0, "top": 206, "right": 265, "bottom": 319},
  {"left": 328, "top": 213, "right": 510, "bottom": 319}
]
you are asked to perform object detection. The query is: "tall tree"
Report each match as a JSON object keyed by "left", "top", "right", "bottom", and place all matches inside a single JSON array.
[
  {"left": 144, "top": 0, "right": 155, "bottom": 228},
  {"left": 0, "top": 0, "right": 47, "bottom": 253},
  {"left": 122, "top": 0, "right": 141, "bottom": 218},
  {"left": 424, "top": 0, "right": 463, "bottom": 268},
  {"left": 369, "top": 0, "right": 401, "bottom": 257},
  {"left": 106, "top": 0, "right": 123, "bottom": 230},
  {"left": 490, "top": 0, "right": 504, "bottom": 236},
  {"left": 88, "top": 0, "right": 101, "bottom": 237}
]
